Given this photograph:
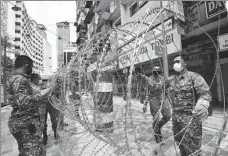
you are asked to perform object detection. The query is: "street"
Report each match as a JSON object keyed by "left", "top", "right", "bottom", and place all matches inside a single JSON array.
[{"left": 1, "top": 95, "right": 228, "bottom": 156}]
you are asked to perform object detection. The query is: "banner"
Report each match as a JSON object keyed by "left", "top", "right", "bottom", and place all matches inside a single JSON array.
[{"left": 118, "top": 28, "right": 182, "bottom": 69}]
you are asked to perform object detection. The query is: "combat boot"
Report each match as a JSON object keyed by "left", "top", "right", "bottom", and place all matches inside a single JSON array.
[
  {"left": 43, "top": 131, "right": 48, "bottom": 145},
  {"left": 54, "top": 130, "right": 59, "bottom": 140},
  {"left": 153, "top": 122, "right": 162, "bottom": 143}
]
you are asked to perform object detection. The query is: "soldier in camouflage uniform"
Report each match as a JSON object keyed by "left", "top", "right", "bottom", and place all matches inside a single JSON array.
[
  {"left": 139, "top": 66, "right": 171, "bottom": 143},
  {"left": 7, "top": 55, "right": 52, "bottom": 156},
  {"left": 30, "top": 73, "right": 48, "bottom": 145},
  {"left": 166, "top": 54, "right": 211, "bottom": 156}
]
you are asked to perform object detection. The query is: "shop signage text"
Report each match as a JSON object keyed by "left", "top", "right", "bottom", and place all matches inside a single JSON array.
[
  {"left": 218, "top": 33, "right": 228, "bottom": 51},
  {"left": 118, "top": 28, "right": 181, "bottom": 69},
  {"left": 205, "top": 1, "right": 227, "bottom": 19}
]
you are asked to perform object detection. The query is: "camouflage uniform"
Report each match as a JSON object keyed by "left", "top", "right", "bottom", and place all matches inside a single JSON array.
[
  {"left": 69, "top": 81, "right": 80, "bottom": 117},
  {"left": 42, "top": 81, "right": 63, "bottom": 139},
  {"left": 145, "top": 74, "right": 171, "bottom": 137},
  {"left": 166, "top": 70, "right": 212, "bottom": 156},
  {"left": 31, "top": 83, "right": 47, "bottom": 132},
  {"left": 7, "top": 73, "right": 45, "bottom": 156}
]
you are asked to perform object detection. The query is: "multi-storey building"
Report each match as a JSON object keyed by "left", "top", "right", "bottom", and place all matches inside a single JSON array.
[
  {"left": 63, "top": 42, "right": 77, "bottom": 65},
  {"left": 43, "top": 40, "right": 53, "bottom": 74},
  {"left": 1, "top": 1, "right": 8, "bottom": 37},
  {"left": 56, "top": 22, "right": 70, "bottom": 68},
  {"left": 7, "top": 1, "right": 49, "bottom": 74}
]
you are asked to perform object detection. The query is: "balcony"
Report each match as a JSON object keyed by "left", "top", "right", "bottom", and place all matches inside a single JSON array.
[
  {"left": 77, "top": 21, "right": 87, "bottom": 32},
  {"left": 84, "top": 11, "right": 95, "bottom": 24},
  {"left": 85, "top": 1, "right": 93, "bottom": 8}
]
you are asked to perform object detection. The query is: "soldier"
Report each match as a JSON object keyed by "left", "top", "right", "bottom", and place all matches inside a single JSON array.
[
  {"left": 30, "top": 73, "right": 48, "bottom": 145},
  {"left": 69, "top": 76, "right": 80, "bottom": 118},
  {"left": 7, "top": 55, "right": 52, "bottom": 156},
  {"left": 42, "top": 77, "right": 63, "bottom": 141},
  {"left": 167, "top": 54, "right": 211, "bottom": 155},
  {"left": 139, "top": 66, "right": 171, "bottom": 143}
]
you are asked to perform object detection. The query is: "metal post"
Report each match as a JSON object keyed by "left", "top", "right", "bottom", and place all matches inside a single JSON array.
[
  {"left": 3, "top": 36, "right": 7, "bottom": 107},
  {"left": 0, "top": 15, "right": 2, "bottom": 156},
  {"left": 161, "top": 1, "right": 169, "bottom": 79},
  {"left": 95, "top": 70, "right": 114, "bottom": 133}
]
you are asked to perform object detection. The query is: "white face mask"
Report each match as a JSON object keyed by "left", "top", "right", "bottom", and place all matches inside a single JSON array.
[
  {"left": 173, "top": 63, "right": 183, "bottom": 72},
  {"left": 38, "top": 80, "right": 43, "bottom": 85}
]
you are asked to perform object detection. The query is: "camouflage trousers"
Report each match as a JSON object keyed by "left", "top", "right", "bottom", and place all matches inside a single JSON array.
[
  {"left": 9, "top": 118, "right": 45, "bottom": 156},
  {"left": 148, "top": 97, "right": 171, "bottom": 133},
  {"left": 172, "top": 113, "right": 202, "bottom": 156},
  {"left": 44, "top": 102, "right": 63, "bottom": 133}
]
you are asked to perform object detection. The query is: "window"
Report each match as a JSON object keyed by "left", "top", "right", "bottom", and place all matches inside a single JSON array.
[
  {"left": 15, "top": 14, "right": 21, "bottom": 18},
  {"left": 114, "top": 18, "right": 121, "bottom": 27},
  {"left": 14, "top": 37, "right": 21, "bottom": 41},
  {"left": 130, "top": 2, "right": 138, "bottom": 17},
  {"left": 15, "top": 46, "right": 21, "bottom": 49},
  {"left": 15, "top": 22, "right": 21, "bottom": 26},
  {"left": 15, "top": 30, "right": 21, "bottom": 33},
  {"left": 139, "top": 1, "right": 148, "bottom": 8}
]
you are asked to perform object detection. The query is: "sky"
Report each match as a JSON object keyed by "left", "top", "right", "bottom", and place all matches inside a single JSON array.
[{"left": 24, "top": 1, "right": 76, "bottom": 72}]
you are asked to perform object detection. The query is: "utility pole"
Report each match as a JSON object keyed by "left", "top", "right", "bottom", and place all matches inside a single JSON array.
[
  {"left": 3, "top": 36, "right": 7, "bottom": 107},
  {"left": 160, "top": 1, "right": 169, "bottom": 79}
]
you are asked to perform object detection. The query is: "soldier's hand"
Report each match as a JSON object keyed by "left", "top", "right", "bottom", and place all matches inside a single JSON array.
[
  {"left": 138, "top": 73, "right": 145, "bottom": 78},
  {"left": 143, "top": 104, "right": 147, "bottom": 113},
  {"left": 192, "top": 99, "right": 209, "bottom": 122},
  {"left": 41, "top": 88, "right": 52, "bottom": 98}
]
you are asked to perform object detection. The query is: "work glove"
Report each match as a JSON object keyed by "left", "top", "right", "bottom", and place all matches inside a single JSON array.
[
  {"left": 192, "top": 99, "right": 210, "bottom": 122},
  {"left": 142, "top": 99, "right": 148, "bottom": 113}
]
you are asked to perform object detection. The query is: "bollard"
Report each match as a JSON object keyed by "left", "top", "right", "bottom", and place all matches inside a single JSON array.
[{"left": 94, "top": 71, "right": 114, "bottom": 133}]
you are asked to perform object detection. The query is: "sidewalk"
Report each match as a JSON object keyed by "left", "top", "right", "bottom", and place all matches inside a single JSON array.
[{"left": 1, "top": 96, "right": 228, "bottom": 156}]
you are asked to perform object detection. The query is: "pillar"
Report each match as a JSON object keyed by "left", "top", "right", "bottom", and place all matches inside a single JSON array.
[{"left": 94, "top": 70, "right": 114, "bottom": 133}]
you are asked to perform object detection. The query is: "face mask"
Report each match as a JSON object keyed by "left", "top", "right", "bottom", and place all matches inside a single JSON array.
[
  {"left": 38, "top": 80, "right": 42, "bottom": 85},
  {"left": 173, "top": 63, "right": 183, "bottom": 72}
]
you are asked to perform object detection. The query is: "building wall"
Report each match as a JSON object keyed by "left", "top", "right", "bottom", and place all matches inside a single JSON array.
[
  {"left": 6, "top": 1, "right": 16, "bottom": 39},
  {"left": 1, "top": 1, "right": 8, "bottom": 37},
  {"left": 43, "top": 41, "right": 53, "bottom": 75},
  {"left": 56, "top": 22, "right": 70, "bottom": 68}
]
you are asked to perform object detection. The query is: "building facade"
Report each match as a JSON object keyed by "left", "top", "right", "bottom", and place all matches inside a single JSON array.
[
  {"left": 43, "top": 41, "right": 53, "bottom": 75},
  {"left": 56, "top": 22, "right": 70, "bottom": 68},
  {"left": 1, "top": 1, "right": 8, "bottom": 37},
  {"left": 5, "top": 1, "right": 49, "bottom": 74},
  {"left": 75, "top": 1, "right": 228, "bottom": 109},
  {"left": 63, "top": 42, "right": 77, "bottom": 65}
]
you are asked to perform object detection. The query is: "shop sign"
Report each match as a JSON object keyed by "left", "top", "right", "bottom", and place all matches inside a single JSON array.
[
  {"left": 205, "top": 1, "right": 227, "bottom": 19},
  {"left": 218, "top": 33, "right": 228, "bottom": 51},
  {"left": 118, "top": 28, "right": 181, "bottom": 69}
]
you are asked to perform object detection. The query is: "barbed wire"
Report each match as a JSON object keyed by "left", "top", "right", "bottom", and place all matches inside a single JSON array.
[{"left": 45, "top": 1, "right": 228, "bottom": 156}]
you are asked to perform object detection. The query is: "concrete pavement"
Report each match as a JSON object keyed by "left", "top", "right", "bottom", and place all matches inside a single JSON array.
[{"left": 1, "top": 95, "right": 228, "bottom": 156}]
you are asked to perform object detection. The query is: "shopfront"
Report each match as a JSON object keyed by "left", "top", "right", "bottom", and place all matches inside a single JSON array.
[
  {"left": 218, "top": 33, "right": 228, "bottom": 106},
  {"left": 182, "top": 1, "right": 228, "bottom": 109}
]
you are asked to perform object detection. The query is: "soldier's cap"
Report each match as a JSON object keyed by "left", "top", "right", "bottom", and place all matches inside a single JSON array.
[
  {"left": 173, "top": 53, "right": 189, "bottom": 62},
  {"left": 153, "top": 66, "right": 161, "bottom": 72},
  {"left": 15, "top": 55, "right": 33, "bottom": 68}
]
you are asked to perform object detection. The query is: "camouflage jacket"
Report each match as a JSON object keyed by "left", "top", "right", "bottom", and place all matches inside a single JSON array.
[
  {"left": 7, "top": 73, "right": 41, "bottom": 132},
  {"left": 145, "top": 74, "right": 164, "bottom": 98},
  {"left": 30, "top": 83, "right": 47, "bottom": 114},
  {"left": 165, "top": 70, "right": 212, "bottom": 113}
]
